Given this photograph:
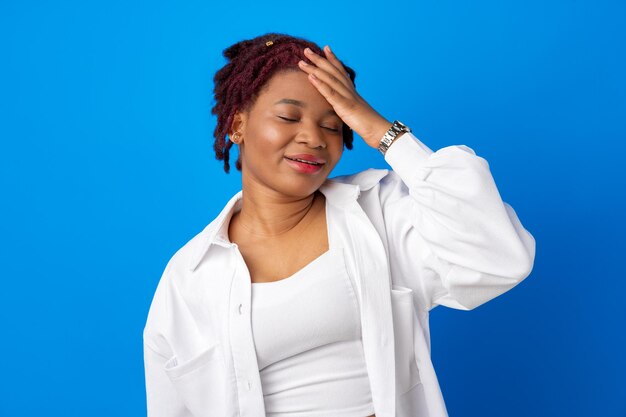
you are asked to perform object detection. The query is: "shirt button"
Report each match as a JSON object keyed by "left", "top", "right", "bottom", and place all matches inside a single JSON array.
[
  {"left": 247, "top": 380, "right": 252, "bottom": 390},
  {"left": 238, "top": 303, "right": 243, "bottom": 315}
]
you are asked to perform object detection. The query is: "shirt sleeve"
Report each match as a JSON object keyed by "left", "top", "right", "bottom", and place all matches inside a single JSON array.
[
  {"left": 143, "top": 265, "right": 190, "bottom": 417},
  {"left": 378, "top": 131, "right": 536, "bottom": 311}
]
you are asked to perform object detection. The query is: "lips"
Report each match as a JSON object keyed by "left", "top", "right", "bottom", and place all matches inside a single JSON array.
[
  {"left": 284, "top": 153, "right": 326, "bottom": 165},
  {"left": 284, "top": 156, "right": 325, "bottom": 174}
]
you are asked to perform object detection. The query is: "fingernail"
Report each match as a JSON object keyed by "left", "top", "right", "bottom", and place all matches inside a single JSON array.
[
  {"left": 325, "top": 45, "right": 331, "bottom": 53},
  {"left": 305, "top": 47, "right": 312, "bottom": 54}
]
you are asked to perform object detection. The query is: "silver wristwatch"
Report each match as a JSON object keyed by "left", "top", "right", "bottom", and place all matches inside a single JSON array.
[{"left": 377, "top": 120, "right": 412, "bottom": 155}]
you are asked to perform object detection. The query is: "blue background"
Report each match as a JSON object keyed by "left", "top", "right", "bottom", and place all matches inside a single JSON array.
[{"left": 1, "top": 0, "right": 624, "bottom": 415}]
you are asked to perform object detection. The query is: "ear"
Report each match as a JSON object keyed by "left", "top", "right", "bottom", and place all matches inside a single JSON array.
[{"left": 229, "top": 110, "right": 246, "bottom": 141}]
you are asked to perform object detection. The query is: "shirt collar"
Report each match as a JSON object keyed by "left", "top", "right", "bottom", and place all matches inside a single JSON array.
[{"left": 187, "top": 169, "right": 388, "bottom": 272}]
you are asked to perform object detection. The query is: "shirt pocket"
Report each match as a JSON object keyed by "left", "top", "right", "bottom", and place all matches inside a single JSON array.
[
  {"left": 164, "top": 342, "right": 228, "bottom": 416},
  {"left": 390, "top": 285, "right": 422, "bottom": 396}
]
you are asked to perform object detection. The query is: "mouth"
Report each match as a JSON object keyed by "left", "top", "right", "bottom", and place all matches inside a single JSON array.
[
  {"left": 284, "top": 156, "right": 325, "bottom": 166},
  {"left": 284, "top": 156, "right": 326, "bottom": 174}
]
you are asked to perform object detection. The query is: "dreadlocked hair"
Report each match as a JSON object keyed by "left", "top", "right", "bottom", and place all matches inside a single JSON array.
[{"left": 211, "top": 32, "right": 357, "bottom": 173}]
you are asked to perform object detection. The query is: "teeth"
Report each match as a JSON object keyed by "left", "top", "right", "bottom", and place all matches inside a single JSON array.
[{"left": 290, "top": 157, "right": 320, "bottom": 165}]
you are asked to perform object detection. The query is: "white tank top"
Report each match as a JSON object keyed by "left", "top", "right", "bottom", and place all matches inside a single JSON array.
[{"left": 250, "top": 199, "right": 375, "bottom": 417}]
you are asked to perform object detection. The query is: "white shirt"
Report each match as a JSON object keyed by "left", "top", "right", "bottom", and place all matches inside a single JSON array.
[
  {"left": 143, "top": 131, "right": 536, "bottom": 417},
  {"left": 250, "top": 195, "right": 374, "bottom": 416}
]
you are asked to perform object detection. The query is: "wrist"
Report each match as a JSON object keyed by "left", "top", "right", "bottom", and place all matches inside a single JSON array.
[
  {"left": 364, "top": 118, "right": 394, "bottom": 149},
  {"left": 376, "top": 120, "right": 412, "bottom": 155}
]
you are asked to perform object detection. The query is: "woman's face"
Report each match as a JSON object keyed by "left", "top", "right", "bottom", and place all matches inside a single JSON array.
[{"left": 231, "top": 69, "right": 345, "bottom": 199}]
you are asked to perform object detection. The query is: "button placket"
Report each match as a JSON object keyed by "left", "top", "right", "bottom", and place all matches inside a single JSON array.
[{"left": 229, "top": 247, "right": 266, "bottom": 416}]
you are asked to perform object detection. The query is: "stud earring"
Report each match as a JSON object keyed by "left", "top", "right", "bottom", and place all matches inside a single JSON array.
[{"left": 231, "top": 133, "right": 241, "bottom": 144}]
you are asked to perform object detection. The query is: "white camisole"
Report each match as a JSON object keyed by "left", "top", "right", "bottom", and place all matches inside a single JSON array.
[{"left": 250, "top": 199, "right": 375, "bottom": 417}]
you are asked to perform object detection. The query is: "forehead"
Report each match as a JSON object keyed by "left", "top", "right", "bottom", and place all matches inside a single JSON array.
[{"left": 255, "top": 70, "right": 331, "bottom": 110}]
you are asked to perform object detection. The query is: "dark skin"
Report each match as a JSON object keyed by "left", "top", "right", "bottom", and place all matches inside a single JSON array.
[{"left": 229, "top": 46, "right": 405, "bottom": 416}]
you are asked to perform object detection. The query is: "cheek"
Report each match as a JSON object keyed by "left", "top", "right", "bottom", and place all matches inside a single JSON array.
[
  {"left": 333, "top": 139, "right": 345, "bottom": 158},
  {"left": 259, "top": 124, "right": 284, "bottom": 142},
  {"left": 326, "top": 144, "right": 343, "bottom": 170},
  {"left": 247, "top": 126, "right": 288, "bottom": 156}
]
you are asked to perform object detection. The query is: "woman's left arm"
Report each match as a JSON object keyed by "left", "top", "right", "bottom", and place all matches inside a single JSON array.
[
  {"left": 298, "top": 45, "right": 536, "bottom": 311},
  {"left": 376, "top": 131, "right": 536, "bottom": 311}
]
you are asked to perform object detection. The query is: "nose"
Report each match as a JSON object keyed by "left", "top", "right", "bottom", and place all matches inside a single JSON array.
[{"left": 296, "top": 122, "right": 327, "bottom": 149}]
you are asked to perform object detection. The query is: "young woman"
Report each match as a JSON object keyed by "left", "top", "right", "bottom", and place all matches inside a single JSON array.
[{"left": 143, "top": 32, "right": 536, "bottom": 417}]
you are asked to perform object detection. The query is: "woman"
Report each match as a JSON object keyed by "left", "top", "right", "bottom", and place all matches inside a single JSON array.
[{"left": 143, "top": 33, "right": 536, "bottom": 417}]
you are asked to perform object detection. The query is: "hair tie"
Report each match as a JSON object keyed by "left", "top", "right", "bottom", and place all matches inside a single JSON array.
[{"left": 265, "top": 40, "right": 274, "bottom": 47}]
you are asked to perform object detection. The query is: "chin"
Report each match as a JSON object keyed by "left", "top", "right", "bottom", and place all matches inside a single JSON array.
[{"left": 281, "top": 178, "right": 327, "bottom": 198}]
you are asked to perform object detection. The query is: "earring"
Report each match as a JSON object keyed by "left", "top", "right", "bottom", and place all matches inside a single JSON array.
[{"left": 231, "top": 133, "right": 241, "bottom": 144}]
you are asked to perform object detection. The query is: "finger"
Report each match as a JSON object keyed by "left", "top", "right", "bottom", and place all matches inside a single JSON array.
[
  {"left": 306, "top": 46, "right": 352, "bottom": 89},
  {"left": 306, "top": 72, "right": 352, "bottom": 110},
  {"left": 303, "top": 47, "right": 353, "bottom": 91},
  {"left": 298, "top": 59, "right": 353, "bottom": 98},
  {"left": 322, "top": 45, "right": 351, "bottom": 80}
]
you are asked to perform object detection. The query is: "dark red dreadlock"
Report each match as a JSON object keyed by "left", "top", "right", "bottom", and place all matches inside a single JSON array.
[{"left": 211, "top": 32, "right": 357, "bottom": 173}]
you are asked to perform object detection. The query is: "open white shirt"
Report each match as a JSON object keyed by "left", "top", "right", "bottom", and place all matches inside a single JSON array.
[{"left": 143, "top": 131, "right": 536, "bottom": 417}]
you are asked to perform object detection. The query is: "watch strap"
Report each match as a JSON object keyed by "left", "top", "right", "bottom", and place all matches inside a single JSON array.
[{"left": 378, "top": 120, "right": 412, "bottom": 155}]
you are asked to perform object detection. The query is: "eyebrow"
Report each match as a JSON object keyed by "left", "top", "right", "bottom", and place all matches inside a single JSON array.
[{"left": 273, "top": 98, "right": 339, "bottom": 118}]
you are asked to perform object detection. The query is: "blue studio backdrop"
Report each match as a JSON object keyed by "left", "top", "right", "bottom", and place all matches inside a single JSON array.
[{"left": 1, "top": 1, "right": 624, "bottom": 416}]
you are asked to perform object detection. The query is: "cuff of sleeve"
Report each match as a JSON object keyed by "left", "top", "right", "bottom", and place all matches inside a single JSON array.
[{"left": 383, "top": 131, "right": 434, "bottom": 181}]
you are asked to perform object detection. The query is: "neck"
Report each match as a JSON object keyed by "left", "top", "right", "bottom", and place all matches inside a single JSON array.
[{"left": 235, "top": 183, "right": 319, "bottom": 238}]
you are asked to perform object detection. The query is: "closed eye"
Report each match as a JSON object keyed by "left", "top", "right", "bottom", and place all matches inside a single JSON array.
[{"left": 278, "top": 116, "right": 341, "bottom": 132}]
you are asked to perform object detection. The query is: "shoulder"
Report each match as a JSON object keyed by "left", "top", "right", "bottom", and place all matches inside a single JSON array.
[
  {"left": 328, "top": 167, "right": 393, "bottom": 192},
  {"left": 328, "top": 167, "right": 408, "bottom": 203},
  {"left": 149, "top": 229, "right": 211, "bottom": 305}
]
